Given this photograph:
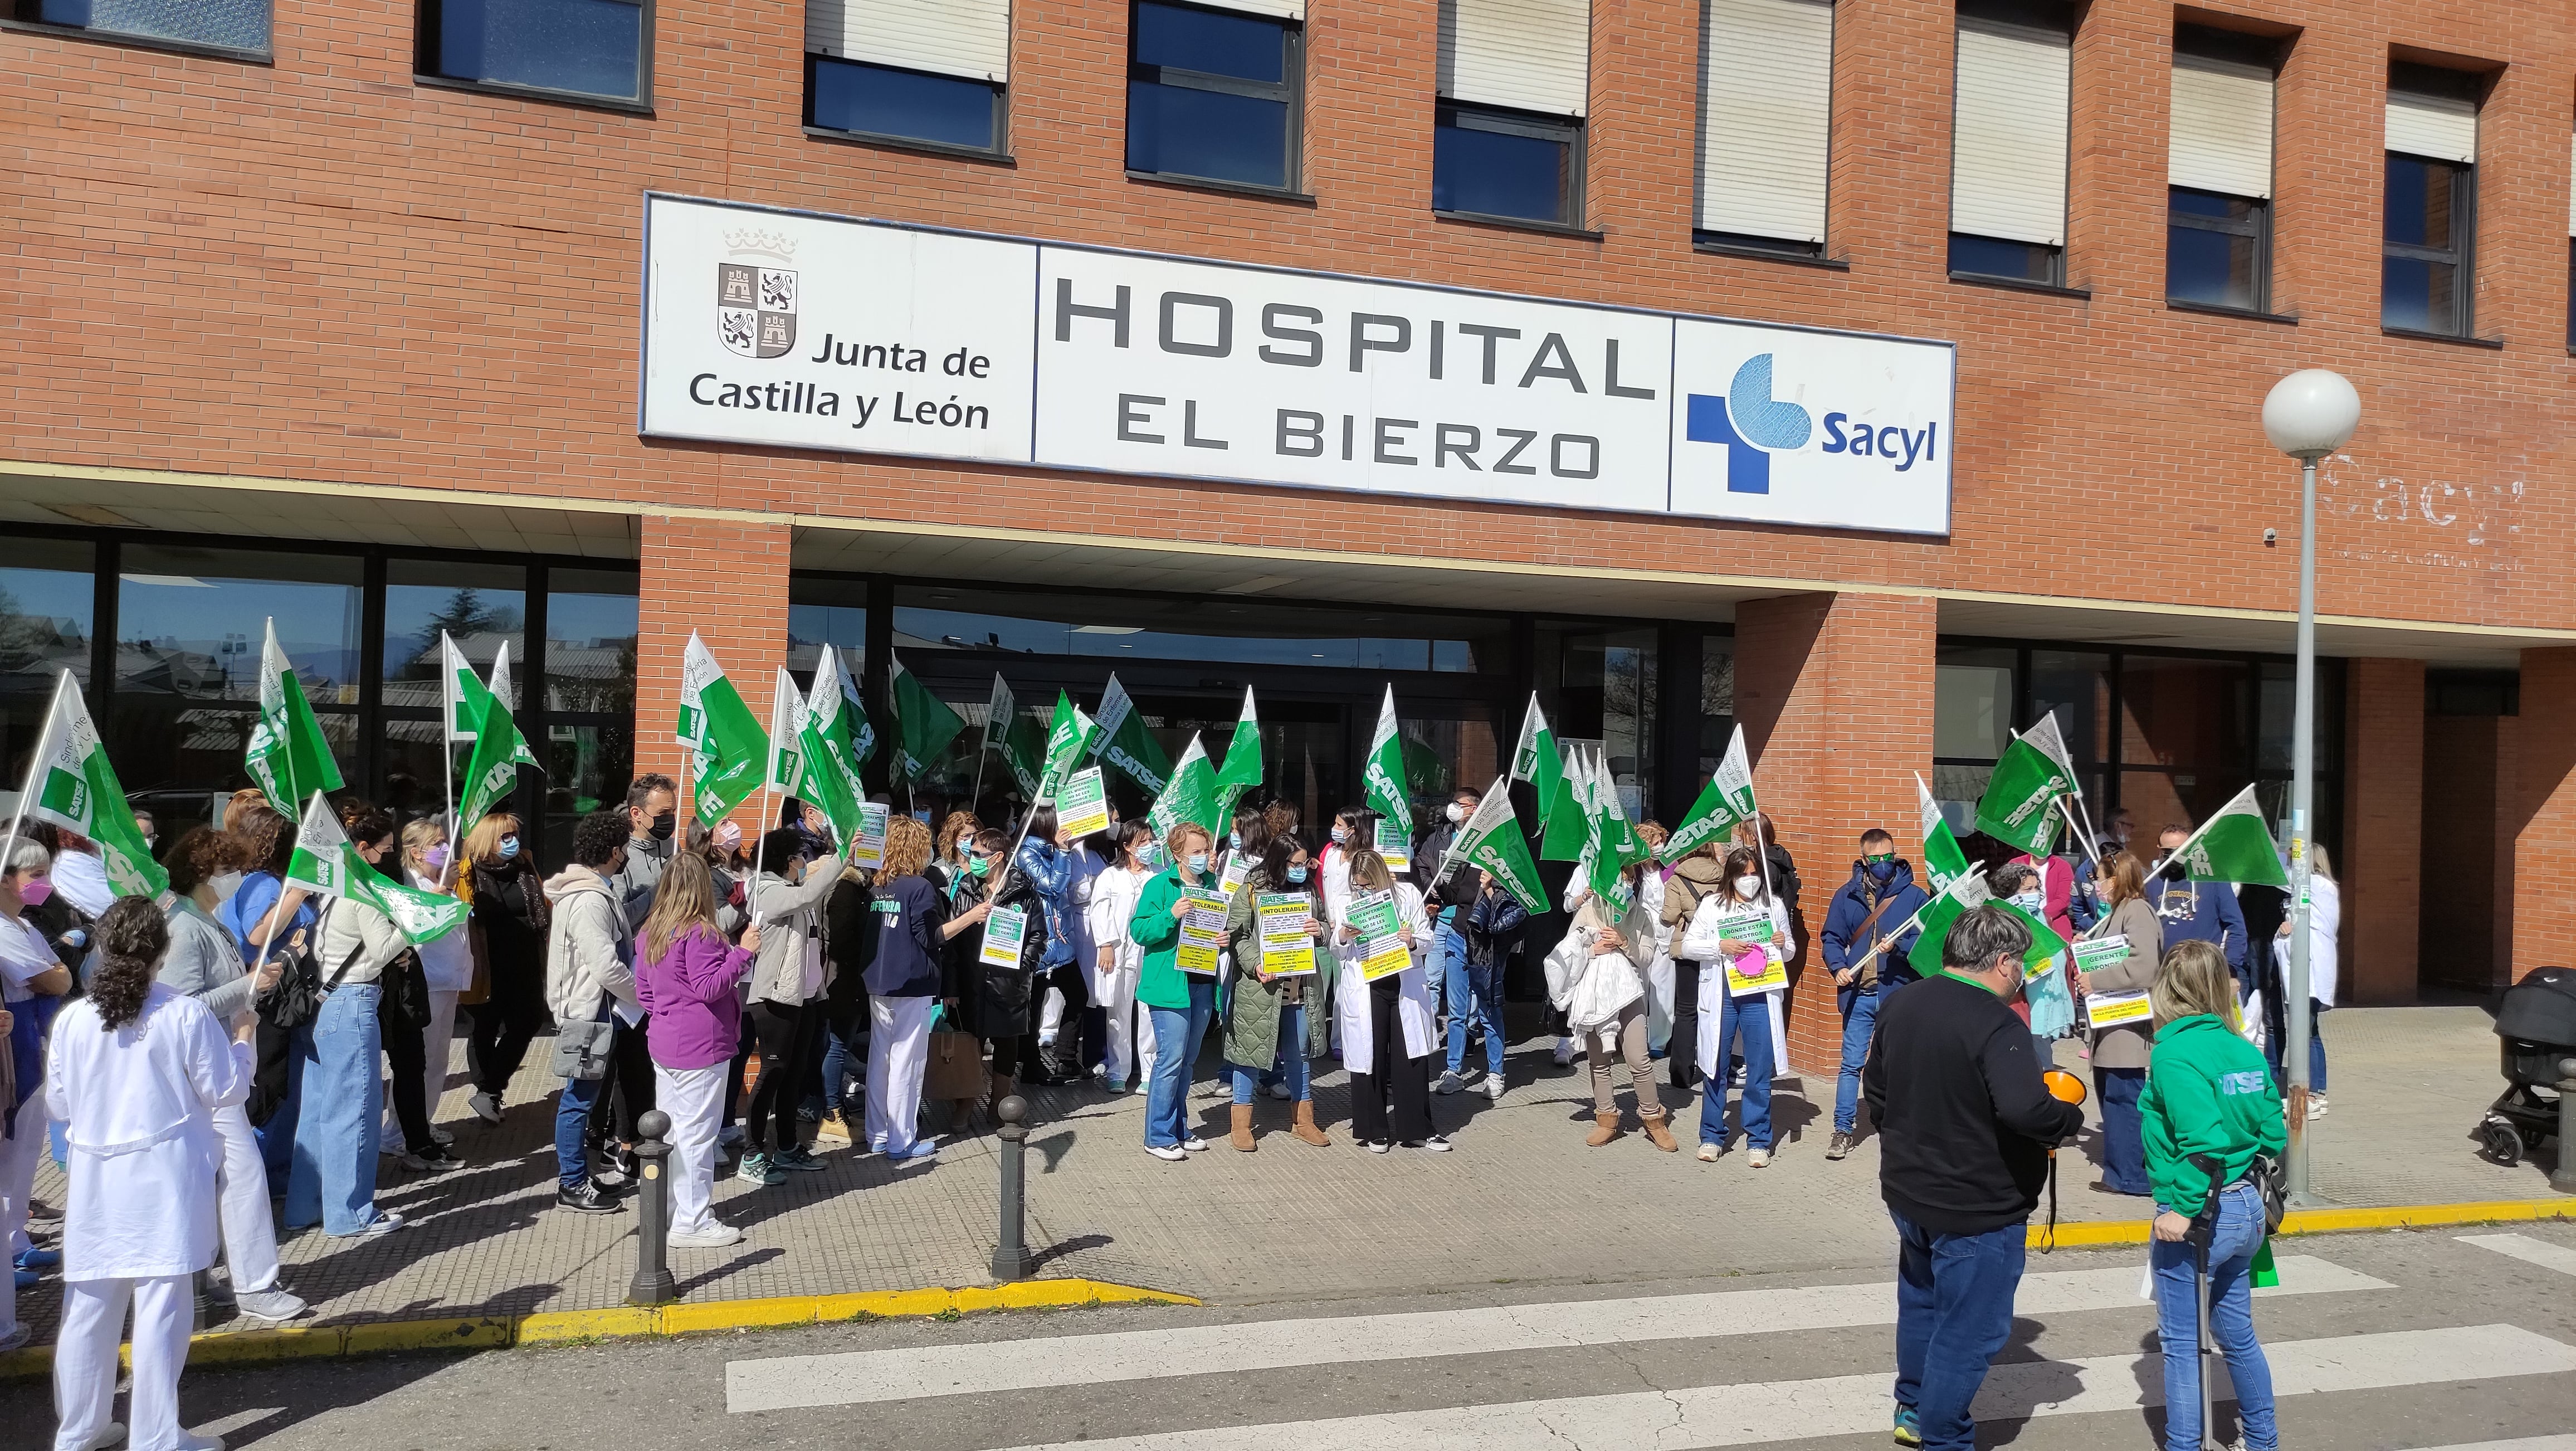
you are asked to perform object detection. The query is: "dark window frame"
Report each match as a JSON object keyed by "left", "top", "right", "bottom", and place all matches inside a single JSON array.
[
  {"left": 1433, "top": 100, "right": 1587, "bottom": 230},
  {"left": 1124, "top": 0, "right": 1305, "bottom": 196},
  {"left": 2380, "top": 150, "right": 2475, "bottom": 337},
  {"left": 3, "top": 0, "right": 273, "bottom": 62},
  {"left": 414, "top": 0, "right": 657, "bottom": 114},
  {"left": 803, "top": 52, "right": 1010, "bottom": 159},
  {"left": 2165, "top": 185, "right": 2272, "bottom": 313},
  {"left": 1947, "top": 232, "right": 2066, "bottom": 288}
]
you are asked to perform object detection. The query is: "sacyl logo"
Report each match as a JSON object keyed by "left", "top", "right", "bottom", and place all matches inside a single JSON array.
[{"left": 1685, "top": 352, "right": 1939, "bottom": 495}]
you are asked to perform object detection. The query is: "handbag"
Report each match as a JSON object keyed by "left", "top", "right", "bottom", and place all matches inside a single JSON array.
[
  {"left": 550, "top": 1015, "right": 615, "bottom": 1081},
  {"left": 924, "top": 1022, "right": 987, "bottom": 1102},
  {"left": 379, "top": 948, "right": 433, "bottom": 1032},
  {"left": 2246, "top": 1152, "right": 2289, "bottom": 1233},
  {"left": 256, "top": 903, "right": 339, "bottom": 1032}
]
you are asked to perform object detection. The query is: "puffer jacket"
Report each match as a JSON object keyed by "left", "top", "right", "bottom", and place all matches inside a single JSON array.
[
  {"left": 747, "top": 863, "right": 842, "bottom": 1007},
  {"left": 542, "top": 865, "right": 637, "bottom": 1024},
  {"left": 1221, "top": 868, "right": 1330, "bottom": 1069},
  {"left": 1658, "top": 853, "right": 1730, "bottom": 962}
]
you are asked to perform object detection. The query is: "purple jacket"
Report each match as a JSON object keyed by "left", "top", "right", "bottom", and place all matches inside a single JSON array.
[{"left": 635, "top": 924, "right": 754, "bottom": 1070}]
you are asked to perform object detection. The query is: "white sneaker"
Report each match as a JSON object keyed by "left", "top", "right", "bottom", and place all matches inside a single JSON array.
[
  {"left": 1552, "top": 1038, "right": 1577, "bottom": 1066},
  {"left": 1484, "top": 1077, "right": 1505, "bottom": 1102},
  {"left": 69, "top": 1422, "right": 123, "bottom": 1450},
  {"left": 1748, "top": 1147, "right": 1773, "bottom": 1168},
  {"left": 1182, "top": 1134, "right": 1211, "bottom": 1152},
  {"left": 669, "top": 1224, "right": 745, "bottom": 1249},
  {"left": 1145, "top": 1143, "right": 1189, "bottom": 1162},
  {"left": 1696, "top": 1142, "right": 1721, "bottom": 1162},
  {"left": 468, "top": 1092, "right": 502, "bottom": 1124},
  {"left": 173, "top": 1433, "right": 225, "bottom": 1451},
  {"left": 233, "top": 1287, "right": 307, "bottom": 1322},
  {"left": 347, "top": 1212, "right": 405, "bottom": 1238},
  {"left": 2305, "top": 1095, "right": 2329, "bottom": 1119}
]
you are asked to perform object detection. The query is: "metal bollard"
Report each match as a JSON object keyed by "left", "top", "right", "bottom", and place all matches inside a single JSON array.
[
  {"left": 626, "top": 1109, "right": 677, "bottom": 1307},
  {"left": 990, "top": 1094, "right": 1031, "bottom": 1281},
  {"left": 2555, "top": 1059, "right": 2576, "bottom": 1196}
]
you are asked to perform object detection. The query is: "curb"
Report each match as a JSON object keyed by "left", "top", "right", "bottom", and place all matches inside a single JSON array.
[
  {"left": 0, "top": 1278, "right": 1197, "bottom": 1380},
  {"left": 2032, "top": 1195, "right": 2576, "bottom": 1249}
]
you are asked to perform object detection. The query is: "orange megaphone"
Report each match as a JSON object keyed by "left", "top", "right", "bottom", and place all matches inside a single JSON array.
[{"left": 2043, "top": 1068, "right": 2087, "bottom": 1106}]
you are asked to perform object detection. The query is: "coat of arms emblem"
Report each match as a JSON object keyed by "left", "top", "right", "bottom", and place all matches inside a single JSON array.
[{"left": 718, "top": 228, "right": 797, "bottom": 359}]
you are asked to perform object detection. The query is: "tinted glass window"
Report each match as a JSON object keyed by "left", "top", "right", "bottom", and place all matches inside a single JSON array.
[
  {"left": 543, "top": 568, "right": 637, "bottom": 718},
  {"left": 2382, "top": 154, "right": 2466, "bottom": 333},
  {"left": 2, "top": 538, "right": 96, "bottom": 801},
  {"left": 1432, "top": 110, "right": 1574, "bottom": 223},
  {"left": 34, "top": 0, "right": 270, "bottom": 51},
  {"left": 809, "top": 56, "right": 999, "bottom": 151},
  {"left": 2166, "top": 188, "right": 2265, "bottom": 310},
  {"left": 1126, "top": 1, "right": 1296, "bottom": 189},
  {"left": 1134, "top": 1, "right": 1283, "bottom": 81},
  {"left": 1948, "top": 233, "right": 2058, "bottom": 283},
  {"left": 426, "top": 0, "right": 645, "bottom": 101},
  {"left": 382, "top": 561, "right": 526, "bottom": 710}
]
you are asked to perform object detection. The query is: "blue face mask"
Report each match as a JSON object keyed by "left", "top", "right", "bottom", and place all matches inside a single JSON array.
[
  {"left": 1286, "top": 865, "right": 1309, "bottom": 885},
  {"left": 498, "top": 836, "right": 521, "bottom": 861},
  {"left": 1187, "top": 852, "right": 1209, "bottom": 874},
  {"left": 1228, "top": 832, "right": 1242, "bottom": 850},
  {"left": 1866, "top": 859, "right": 1897, "bottom": 883}
]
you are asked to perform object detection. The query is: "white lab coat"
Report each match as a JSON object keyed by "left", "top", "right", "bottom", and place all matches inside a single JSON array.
[
  {"left": 1331, "top": 881, "right": 1435, "bottom": 1077},
  {"left": 2274, "top": 875, "right": 2341, "bottom": 1007},
  {"left": 1695, "top": 895, "right": 1793, "bottom": 1077},
  {"left": 44, "top": 985, "right": 251, "bottom": 1281}
]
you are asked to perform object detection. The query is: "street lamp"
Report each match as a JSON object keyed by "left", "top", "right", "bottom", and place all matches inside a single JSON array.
[{"left": 2261, "top": 368, "right": 2360, "bottom": 1204}]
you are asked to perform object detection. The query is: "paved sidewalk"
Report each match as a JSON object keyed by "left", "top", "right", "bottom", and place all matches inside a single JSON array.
[{"left": 9, "top": 1004, "right": 2559, "bottom": 1342}]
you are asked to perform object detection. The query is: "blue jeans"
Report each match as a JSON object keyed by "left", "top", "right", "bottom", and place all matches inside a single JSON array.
[
  {"left": 1833, "top": 986, "right": 1881, "bottom": 1134},
  {"left": 815, "top": 1016, "right": 859, "bottom": 1114},
  {"left": 555, "top": 1006, "right": 616, "bottom": 1191},
  {"left": 1700, "top": 987, "right": 1775, "bottom": 1148},
  {"left": 2154, "top": 1181, "right": 2279, "bottom": 1451},
  {"left": 1424, "top": 921, "right": 1462, "bottom": 1022},
  {"left": 1144, "top": 981, "right": 1217, "bottom": 1150},
  {"left": 2097, "top": 1065, "right": 2151, "bottom": 1194},
  {"left": 1445, "top": 957, "right": 1505, "bottom": 1077},
  {"left": 2263, "top": 999, "right": 2328, "bottom": 1093},
  {"left": 1891, "top": 1210, "right": 2026, "bottom": 1451},
  {"left": 285, "top": 982, "right": 385, "bottom": 1235},
  {"left": 1231, "top": 1004, "right": 1311, "bottom": 1104}
]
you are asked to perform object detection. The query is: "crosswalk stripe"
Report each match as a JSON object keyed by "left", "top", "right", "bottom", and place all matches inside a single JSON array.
[
  {"left": 2456, "top": 1233, "right": 2576, "bottom": 1278},
  {"left": 2407, "top": 1439, "right": 2576, "bottom": 1451},
  {"left": 723, "top": 1255, "right": 2388, "bottom": 1414},
  {"left": 974, "top": 1324, "right": 2576, "bottom": 1451}
]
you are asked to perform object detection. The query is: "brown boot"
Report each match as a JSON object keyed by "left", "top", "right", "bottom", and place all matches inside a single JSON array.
[
  {"left": 1291, "top": 1100, "right": 1331, "bottom": 1147},
  {"left": 1230, "top": 1103, "right": 1257, "bottom": 1152},
  {"left": 1640, "top": 1107, "right": 1680, "bottom": 1153},
  {"left": 1587, "top": 1111, "right": 1622, "bottom": 1147}
]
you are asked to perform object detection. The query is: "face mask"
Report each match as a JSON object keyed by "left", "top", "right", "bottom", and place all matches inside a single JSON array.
[
  {"left": 2011, "top": 889, "right": 2045, "bottom": 911},
  {"left": 648, "top": 811, "right": 677, "bottom": 843},
  {"left": 499, "top": 836, "right": 521, "bottom": 861},
  {"left": 1734, "top": 875, "right": 1762, "bottom": 899},
  {"left": 968, "top": 856, "right": 992, "bottom": 878},
  {"left": 1865, "top": 856, "right": 1897, "bottom": 883},
  {"left": 1330, "top": 826, "right": 1348, "bottom": 844},
  {"left": 714, "top": 821, "right": 742, "bottom": 851},
  {"left": 911, "top": 810, "right": 933, "bottom": 825},
  {"left": 423, "top": 843, "right": 451, "bottom": 873},
  {"left": 1187, "top": 852, "right": 1210, "bottom": 874},
  {"left": 209, "top": 869, "right": 243, "bottom": 900},
  {"left": 1228, "top": 832, "right": 1242, "bottom": 851},
  {"left": 1445, "top": 803, "right": 1467, "bottom": 824},
  {"left": 19, "top": 879, "right": 52, "bottom": 907},
  {"left": 1286, "top": 865, "right": 1309, "bottom": 885}
]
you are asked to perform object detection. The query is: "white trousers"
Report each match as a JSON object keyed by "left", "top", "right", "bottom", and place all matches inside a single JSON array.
[
  {"left": 212, "top": 1101, "right": 281, "bottom": 1294},
  {"left": 380, "top": 989, "right": 461, "bottom": 1145},
  {"left": 1037, "top": 986, "right": 1065, "bottom": 1045},
  {"left": 0, "top": 1088, "right": 45, "bottom": 1337},
  {"left": 1095, "top": 965, "right": 1154, "bottom": 1087},
  {"left": 53, "top": 1273, "right": 193, "bottom": 1451},
  {"left": 864, "top": 995, "right": 933, "bottom": 1157},
  {"left": 653, "top": 1062, "right": 728, "bottom": 1237}
]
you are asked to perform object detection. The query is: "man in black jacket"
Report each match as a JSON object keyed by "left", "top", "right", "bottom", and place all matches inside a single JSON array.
[{"left": 1862, "top": 905, "right": 2084, "bottom": 1451}]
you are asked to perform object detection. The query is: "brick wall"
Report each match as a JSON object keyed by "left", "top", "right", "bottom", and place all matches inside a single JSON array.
[
  {"left": 2341, "top": 658, "right": 2423, "bottom": 1002},
  {"left": 634, "top": 514, "right": 792, "bottom": 829},
  {"left": 1734, "top": 591, "right": 1938, "bottom": 1073},
  {"left": 2509, "top": 647, "right": 2576, "bottom": 984}
]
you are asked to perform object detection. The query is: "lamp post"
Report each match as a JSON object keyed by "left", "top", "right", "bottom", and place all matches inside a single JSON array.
[{"left": 2261, "top": 368, "right": 2360, "bottom": 1205}]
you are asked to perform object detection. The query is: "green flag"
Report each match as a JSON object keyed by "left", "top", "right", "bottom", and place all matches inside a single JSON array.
[
  {"left": 245, "top": 617, "right": 345, "bottom": 809},
  {"left": 1662, "top": 723, "right": 1756, "bottom": 863},
  {"left": 985, "top": 675, "right": 1043, "bottom": 799},
  {"left": 2159, "top": 783, "right": 2291, "bottom": 888},
  {"left": 1036, "top": 691, "right": 1100, "bottom": 802},
  {"left": 1146, "top": 733, "right": 1219, "bottom": 843},
  {"left": 1400, "top": 734, "right": 1447, "bottom": 800},
  {"left": 1583, "top": 749, "right": 1650, "bottom": 904},
  {"left": 285, "top": 791, "right": 471, "bottom": 944},
  {"left": 19, "top": 671, "right": 167, "bottom": 900},
  {"left": 679, "top": 632, "right": 769, "bottom": 827},
  {"left": 888, "top": 652, "right": 965, "bottom": 783},
  {"left": 1508, "top": 695, "right": 1577, "bottom": 856},
  {"left": 1360, "top": 686, "right": 1412, "bottom": 849},
  {"left": 1211, "top": 687, "right": 1263, "bottom": 825},
  {"left": 1904, "top": 869, "right": 2069, "bottom": 978},
  {"left": 456, "top": 642, "right": 530, "bottom": 835},
  {"left": 1974, "top": 714, "right": 2075, "bottom": 856},
  {"left": 1091, "top": 673, "right": 1173, "bottom": 794},
  {"left": 1445, "top": 776, "right": 1545, "bottom": 913},
  {"left": 797, "top": 645, "right": 870, "bottom": 844},
  {"left": 440, "top": 632, "right": 536, "bottom": 766}
]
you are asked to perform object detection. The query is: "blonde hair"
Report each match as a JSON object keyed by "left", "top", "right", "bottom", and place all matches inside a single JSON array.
[
  {"left": 881, "top": 814, "right": 934, "bottom": 880},
  {"left": 1636, "top": 821, "right": 1668, "bottom": 850},
  {"left": 400, "top": 817, "right": 448, "bottom": 873},
  {"left": 2150, "top": 939, "right": 2237, "bottom": 1030},
  {"left": 1164, "top": 822, "right": 1212, "bottom": 868},
  {"left": 464, "top": 811, "right": 520, "bottom": 869},
  {"left": 642, "top": 851, "right": 722, "bottom": 965},
  {"left": 1347, "top": 848, "right": 1393, "bottom": 895},
  {"left": 2306, "top": 841, "right": 2334, "bottom": 883}
]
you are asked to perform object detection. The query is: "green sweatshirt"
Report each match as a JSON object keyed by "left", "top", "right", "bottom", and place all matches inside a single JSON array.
[
  {"left": 2140, "top": 1013, "right": 2287, "bottom": 1217},
  {"left": 1130, "top": 863, "right": 1218, "bottom": 1012}
]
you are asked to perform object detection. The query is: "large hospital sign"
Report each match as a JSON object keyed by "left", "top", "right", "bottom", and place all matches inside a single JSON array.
[{"left": 641, "top": 194, "right": 1957, "bottom": 537}]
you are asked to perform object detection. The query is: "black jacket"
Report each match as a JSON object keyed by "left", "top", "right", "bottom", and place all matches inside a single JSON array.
[
  {"left": 1461, "top": 885, "right": 1529, "bottom": 971},
  {"left": 1863, "top": 973, "right": 2084, "bottom": 1235}
]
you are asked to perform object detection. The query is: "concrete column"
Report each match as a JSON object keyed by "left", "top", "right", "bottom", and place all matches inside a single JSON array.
[
  {"left": 632, "top": 513, "right": 793, "bottom": 829},
  {"left": 2510, "top": 648, "right": 2576, "bottom": 983},
  {"left": 1733, "top": 591, "right": 1938, "bottom": 1073},
  {"left": 2341, "top": 659, "right": 2424, "bottom": 1004}
]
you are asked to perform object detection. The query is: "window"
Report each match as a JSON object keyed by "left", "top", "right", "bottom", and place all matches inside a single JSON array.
[
  {"left": 2166, "top": 27, "right": 2278, "bottom": 311},
  {"left": 541, "top": 568, "right": 637, "bottom": 860},
  {"left": 418, "top": 0, "right": 649, "bottom": 105},
  {"left": 1949, "top": 1, "right": 2072, "bottom": 286},
  {"left": 1126, "top": 0, "right": 1302, "bottom": 192},
  {"left": 2383, "top": 63, "right": 2482, "bottom": 337},
  {"left": 806, "top": 0, "right": 1009, "bottom": 153},
  {"left": 1694, "top": 0, "right": 1833, "bottom": 257},
  {"left": 1, "top": 538, "right": 95, "bottom": 787},
  {"left": 1435, "top": 0, "right": 1591, "bottom": 227},
  {"left": 13, "top": 0, "right": 270, "bottom": 57}
]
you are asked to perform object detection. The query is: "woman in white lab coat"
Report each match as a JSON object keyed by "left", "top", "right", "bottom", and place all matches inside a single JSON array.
[
  {"left": 1332, "top": 847, "right": 1442, "bottom": 1152},
  {"left": 48, "top": 897, "right": 253, "bottom": 1451},
  {"left": 1085, "top": 821, "right": 1159, "bottom": 1094}
]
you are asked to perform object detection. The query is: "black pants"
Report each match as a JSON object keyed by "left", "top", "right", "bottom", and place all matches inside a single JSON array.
[
  {"left": 589, "top": 1017, "right": 657, "bottom": 1152},
  {"left": 1040, "top": 962, "right": 1091, "bottom": 1075},
  {"left": 379, "top": 994, "right": 435, "bottom": 1154},
  {"left": 745, "top": 999, "right": 821, "bottom": 1153},
  {"left": 467, "top": 961, "right": 547, "bottom": 1095},
  {"left": 723, "top": 1013, "right": 758, "bottom": 1129},
  {"left": 1668, "top": 958, "right": 1704, "bottom": 1090},
  {"left": 1349, "top": 976, "right": 1431, "bottom": 1145}
]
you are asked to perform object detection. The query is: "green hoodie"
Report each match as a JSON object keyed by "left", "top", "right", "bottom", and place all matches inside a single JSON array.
[
  {"left": 1130, "top": 861, "right": 1218, "bottom": 1011},
  {"left": 2140, "top": 1013, "right": 2287, "bottom": 1217}
]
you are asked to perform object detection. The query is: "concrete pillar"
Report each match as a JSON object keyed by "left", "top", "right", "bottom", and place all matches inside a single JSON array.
[
  {"left": 2341, "top": 659, "right": 2424, "bottom": 1004},
  {"left": 632, "top": 513, "right": 792, "bottom": 829},
  {"left": 2509, "top": 648, "right": 2576, "bottom": 983},
  {"left": 1733, "top": 591, "right": 1938, "bottom": 1073}
]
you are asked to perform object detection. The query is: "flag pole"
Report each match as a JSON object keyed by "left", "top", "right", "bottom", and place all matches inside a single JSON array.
[{"left": 3, "top": 669, "right": 69, "bottom": 853}]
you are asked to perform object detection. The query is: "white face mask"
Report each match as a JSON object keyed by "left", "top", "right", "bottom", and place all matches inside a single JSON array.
[
  {"left": 1330, "top": 826, "right": 1348, "bottom": 844},
  {"left": 1734, "top": 875, "right": 1762, "bottom": 899},
  {"left": 1445, "top": 802, "right": 1467, "bottom": 824}
]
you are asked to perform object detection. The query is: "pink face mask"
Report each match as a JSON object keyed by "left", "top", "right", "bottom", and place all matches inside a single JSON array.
[
  {"left": 423, "top": 843, "right": 451, "bottom": 873},
  {"left": 714, "top": 821, "right": 742, "bottom": 850},
  {"left": 18, "top": 878, "right": 53, "bottom": 907}
]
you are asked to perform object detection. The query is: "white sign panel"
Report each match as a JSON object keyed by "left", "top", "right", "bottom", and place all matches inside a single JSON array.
[{"left": 639, "top": 194, "right": 1954, "bottom": 535}]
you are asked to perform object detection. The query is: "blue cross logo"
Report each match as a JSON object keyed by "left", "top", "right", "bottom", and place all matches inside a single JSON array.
[{"left": 1685, "top": 354, "right": 1813, "bottom": 494}]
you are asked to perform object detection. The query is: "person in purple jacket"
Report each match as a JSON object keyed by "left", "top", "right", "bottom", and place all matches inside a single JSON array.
[{"left": 635, "top": 853, "right": 762, "bottom": 1250}]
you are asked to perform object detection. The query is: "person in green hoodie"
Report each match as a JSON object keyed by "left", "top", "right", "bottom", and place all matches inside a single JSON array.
[
  {"left": 1133, "top": 822, "right": 1221, "bottom": 1162},
  {"left": 2141, "top": 938, "right": 2286, "bottom": 1451}
]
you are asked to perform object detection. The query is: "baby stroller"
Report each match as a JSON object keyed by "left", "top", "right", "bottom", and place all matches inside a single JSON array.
[{"left": 2476, "top": 965, "right": 2576, "bottom": 1167}]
